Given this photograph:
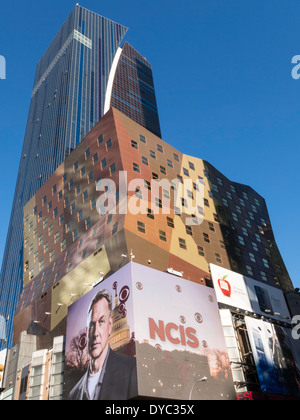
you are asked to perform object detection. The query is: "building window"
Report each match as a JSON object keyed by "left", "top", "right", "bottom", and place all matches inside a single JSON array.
[
  {"left": 262, "top": 258, "right": 270, "bottom": 268},
  {"left": 54, "top": 232, "right": 59, "bottom": 244},
  {"left": 50, "top": 250, "right": 55, "bottom": 262},
  {"left": 159, "top": 230, "right": 167, "bottom": 242},
  {"left": 178, "top": 238, "right": 186, "bottom": 249},
  {"left": 186, "top": 226, "right": 193, "bottom": 236},
  {"left": 78, "top": 209, "right": 83, "bottom": 221},
  {"left": 91, "top": 197, "right": 96, "bottom": 209},
  {"left": 147, "top": 208, "right": 154, "bottom": 220},
  {"left": 150, "top": 150, "right": 156, "bottom": 159},
  {"left": 167, "top": 217, "right": 174, "bottom": 228},
  {"left": 139, "top": 134, "right": 146, "bottom": 143},
  {"left": 88, "top": 171, "right": 94, "bottom": 183},
  {"left": 101, "top": 158, "right": 107, "bottom": 170},
  {"left": 131, "top": 139, "right": 138, "bottom": 149},
  {"left": 198, "top": 246, "right": 205, "bottom": 256},
  {"left": 76, "top": 185, "right": 81, "bottom": 196},
  {"left": 245, "top": 219, "right": 251, "bottom": 228},
  {"left": 142, "top": 156, "right": 148, "bottom": 166},
  {"left": 144, "top": 180, "right": 151, "bottom": 190},
  {"left": 155, "top": 198, "right": 162, "bottom": 208},
  {"left": 222, "top": 198, "right": 228, "bottom": 207},
  {"left": 203, "top": 233, "right": 210, "bottom": 243},
  {"left": 260, "top": 271, "right": 268, "bottom": 282},
  {"left": 238, "top": 235, "right": 245, "bottom": 246},
  {"left": 167, "top": 159, "right": 173, "bottom": 168},
  {"left": 61, "top": 239, "right": 67, "bottom": 251},
  {"left": 106, "top": 138, "right": 112, "bottom": 151},
  {"left": 208, "top": 222, "right": 215, "bottom": 232},
  {"left": 173, "top": 153, "right": 179, "bottom": 162},
  {"left": 255, "top": 233, "right": 261, "bottom": 243},
  {"left": 110, "top": 163, "right": 116, "bottom": 175},
  {"left": 242, "top": 227, "right": 248, "bottom": 236},
  {"left": 249, "top": 252, "right": 256, "bottom": 263},
  {"left": 85, "top": 148, "right": 91, "bottom": 159},
  {"left": 85, "top": 217, "right": 92, "bottom": 230},
  {"left": 183, "top": 168, "right": 189, "bottom": 177},
  {"left": 157, "top": 144, "right": 163, "bottom": 153},
  {"left": 135, "top": 188, "right": 142, "bottom": 199},
  {"left": 246, "top": 265, "right": 253, "bottom": 277},
  {"left": 93, "top": 153, "right": 99, "bottom": 164},
  {"left": 66, "top": 221, "right": 71, "bottom": 233},
  {"left": 83, "top": 190, "right": 89, "bottom": 202},
  {"left": 73, "top": 229, "right": 79, "bottom": 242},
  {"left": 49, "top": 224, "right": 53, "bottom": 236},
  {"left": 97, "top": 134, "right": 104, "bottom": 146},
  {"left": 204, "top": 198, "right": 209, "bottom": 207},
  {"left": 73, "top": 161, "right": 78, "bottom": 172},
  {"left": 215, "top": 253, "right": 222, "bottom": 263},
  {"left": 189, "top": 161, "right": 195, "bottom": 170},
  {"left": 160, "top": 165, "right": 166, "bottom": 175},
  {"left": 137, "top": 221, "right": 145, "bottom": 234},
  {"left": 133, "top": 162, "right": 140, "bottom": 173}
]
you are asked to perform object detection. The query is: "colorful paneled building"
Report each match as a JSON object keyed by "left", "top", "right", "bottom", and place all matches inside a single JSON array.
[{"left": 14, "top": 107, "right": 293, "bottom": 349}]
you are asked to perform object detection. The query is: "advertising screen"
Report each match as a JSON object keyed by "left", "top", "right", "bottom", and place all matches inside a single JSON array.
[
  {"left": 130, "top": 263, "right": 236, "bottom": 400},
  {"left": 210, "top": 264, "right": 252, "bottom": 312},
  {"left": 245, "top": 317, "right": 300, "bottom": 397},
  {"left": 63, "top": 262, "right": 236, "bottom": 400},
  {"left": 210, "top": 264, "right": 292, "bottom": 323},
  {"left": 245, "top": 277, "right": 291, "bottom": 323}
]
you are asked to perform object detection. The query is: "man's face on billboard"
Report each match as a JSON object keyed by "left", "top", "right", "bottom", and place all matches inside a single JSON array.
[{"left": 88, "top": 298, "right": 112, "bottom": 361}]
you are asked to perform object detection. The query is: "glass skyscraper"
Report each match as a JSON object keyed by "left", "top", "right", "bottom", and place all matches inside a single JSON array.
[{"left": 0, "top": 4, "right": 161, "bottom": 349}]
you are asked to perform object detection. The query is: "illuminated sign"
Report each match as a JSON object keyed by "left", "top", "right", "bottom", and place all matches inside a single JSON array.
[{"left": 64, "top": 262, "right": 236, "bottom": 400}]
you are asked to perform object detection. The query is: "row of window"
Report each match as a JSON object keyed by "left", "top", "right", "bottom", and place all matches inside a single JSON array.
[
  {"left": 25, "top": 216, "right": 119, "bottom": 277},
  {"left": 131, "top": 136, "right": 199, "bottom": 174},
  {"left": 24, "top": 135, "right": 114, "bottom": 222}
]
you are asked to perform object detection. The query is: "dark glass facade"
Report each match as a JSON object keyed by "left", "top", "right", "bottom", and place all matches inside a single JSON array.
[{"left": 110, "top": 42, "right": 161, "bottom": 137}]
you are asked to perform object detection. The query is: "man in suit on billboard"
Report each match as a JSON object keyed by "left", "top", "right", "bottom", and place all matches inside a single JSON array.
[{"left": 68, "top": 289, "right": 137, "bottom": 400}]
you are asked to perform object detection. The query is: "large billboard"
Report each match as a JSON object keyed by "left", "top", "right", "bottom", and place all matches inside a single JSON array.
[
  {"left": 210, "top": 264, "right": 292, "bottom": 323},
  {"left": 245, "top": 317, "right": 300, "bottom": 397},
  {"left": 63, "top": 262, "right": 236, "bottom": 400},
  {"left": 210, "top": 265, "right": 252, "bottom": 312},
  {"left": 64, "top": 263, "right": 136, "bottom": 400}
]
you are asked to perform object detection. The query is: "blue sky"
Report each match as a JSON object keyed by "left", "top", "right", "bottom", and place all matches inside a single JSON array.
[{"left": 0, "top": 0, "right": 299, "bottom": 288}]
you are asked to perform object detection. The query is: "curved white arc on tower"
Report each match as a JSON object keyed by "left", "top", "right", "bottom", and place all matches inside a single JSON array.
[{"left": 104, "top": 47, "right": 123, "bottom": 114}]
